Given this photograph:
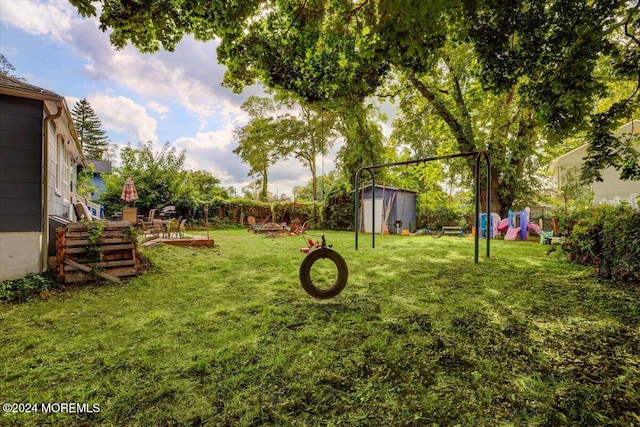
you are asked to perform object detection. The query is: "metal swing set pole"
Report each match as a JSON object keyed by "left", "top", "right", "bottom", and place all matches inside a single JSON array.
[{"left": 354, "top": 151, "right": 491, "bottom": 263}]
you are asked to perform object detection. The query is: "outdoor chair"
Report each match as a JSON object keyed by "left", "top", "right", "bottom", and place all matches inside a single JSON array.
[
  {"left": 246, "top": 215, "right": 256, "bottom": 232},
  {"left": 159, "top": 205, "right": 176, "bottom": 218},
  {"left": 74, "top": 202, "right": 101, "bottom": 222},
  {"left": 165, "top": 217, "right": 183, "bottom": 238},
  {"left": 292, "top": 222, "right": 308, "bottom": 235},
  {"left": 141, "top": 209, "right": 158, "bottom": 230},
  {"left": 152, "top": 219, "right": 166, "bottom": 238},
  {"left": 177, "top": 218, "right": 187, "bottom": 238},
  {"left": 122, "top": 207, "right": 138, "bottom": 224}
]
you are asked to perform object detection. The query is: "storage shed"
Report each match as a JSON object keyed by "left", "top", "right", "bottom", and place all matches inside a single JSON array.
[{"left": 358, "top": 185, "right": 417, "bottom": 234}]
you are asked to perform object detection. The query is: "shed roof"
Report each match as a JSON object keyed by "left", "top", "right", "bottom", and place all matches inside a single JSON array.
[{"left": 356, "top": 184, "right": 417, "bottom": 194}]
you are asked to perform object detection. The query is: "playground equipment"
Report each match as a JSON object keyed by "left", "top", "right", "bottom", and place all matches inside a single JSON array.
[
  {"left": 499, "top": 207, "right": 554, "bottom": 243},
  {"left": 478, "top": 212, "right": 501, "bottom": 238},
  {"left": 355, "top": 151, "right": 492, "bottom": 264},
  {"left": 505, "top": 208, "right": 529, "bottom": 241}
]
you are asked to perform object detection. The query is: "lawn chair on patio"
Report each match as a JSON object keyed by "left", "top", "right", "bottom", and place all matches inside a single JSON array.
[
  {"left": 74, "top": 202, "right": 101, "bottom": 222},
  {"left": 140, "top": 209, "right": 158, "bottom": 231},
  {"left": 152, "top": 219, "right": 166, "bottom": 238},
  {"left": 177, "top": 218, "right": 187, "bottom": 238},
  {"left": 122, "top": 207, "right": 138, "bottom": 225},
  {"left": 159, "top": 205, "right": 176, "bottom": 218},
  {"left": 165, "top": 217, "right": 184, "bottom": 238},
  {"left": 291, "top": 221, "right": 308, "bottom": 235},
  {"left": 246, "top": 215, "right": 257, "bottom": 232}
]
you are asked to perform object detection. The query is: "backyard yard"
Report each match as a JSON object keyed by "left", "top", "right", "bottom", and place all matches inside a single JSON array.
[{"left": 1, "top": 230, "right": 639, "bottom": 426}]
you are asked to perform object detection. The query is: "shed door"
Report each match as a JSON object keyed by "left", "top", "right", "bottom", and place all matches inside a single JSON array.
[{"left": 363, "top": 198, "right": 384, "bottom": 234}]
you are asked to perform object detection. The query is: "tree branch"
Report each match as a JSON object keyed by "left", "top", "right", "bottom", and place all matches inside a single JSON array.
[{"left": 408, "top": 74, "right": 475, "bottom": 154}]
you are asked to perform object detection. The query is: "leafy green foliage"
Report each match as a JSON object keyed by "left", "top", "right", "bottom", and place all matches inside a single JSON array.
[
  {"left": 69, "top": 0, "right": 640, "bottom": 203},
  {"left": 0, "top": 272, "right": 62, "bottom": 303},
  {"left": 323, "top": 180, "right": 354, "bottom": 231},
  {"left": 233, "top": 96, "right": 281, "bottom": 201},
  {"left": 564, "top": 205, "right": 640, "bottom": 284},
  {"left": 71, "top": 98, "right": 110, "bottom": 160},
  {"left": 99, "top": 141, "right": 187, "bottom": 215}
]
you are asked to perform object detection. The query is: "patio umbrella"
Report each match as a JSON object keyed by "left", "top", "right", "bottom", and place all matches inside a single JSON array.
[{"left": 121, "top": 176, "right": 139, "bottom": 205}]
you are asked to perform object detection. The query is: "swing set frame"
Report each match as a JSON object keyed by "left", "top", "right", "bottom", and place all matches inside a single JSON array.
[{"left": 354, "top": 151, "right": 491, "bottom": 263}]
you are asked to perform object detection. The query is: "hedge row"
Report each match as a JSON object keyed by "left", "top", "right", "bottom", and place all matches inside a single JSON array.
[
  {"left": 563, "top": 205, "right": 640, "bottom": 284},
  {"left": 203, "top": 198, "right": 320, "bottom": 227}
]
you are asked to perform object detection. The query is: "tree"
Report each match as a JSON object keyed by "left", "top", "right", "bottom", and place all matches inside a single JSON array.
[
  {"left": 71, "top": 98, "right": 110, "bottom": 160},
  {"left": 0, "top": 54, "right": 24, "bottom": 80},
  {"left": 174, "top": 170, "right": 229, "bottom": 218},
  {"left": 233, "top": 96, "right": 280, "bottom": 201},
  {"left": 99, "top": 141, "right": 186, "bottom": 215},
  {"left": 70, "top": 0, "right": 640, "bottom": 189},
  {"left": 460, "top": 0, "right": 640, "bottom": 182},
  {"left": 335, "top": 101, "right": 387, "bottom": 186},
  {"left": 387, "top": 39, "right": 546, "bottom": 217},
  {"left": 274, "top": 97, "right": 338, "bottom": 200}
]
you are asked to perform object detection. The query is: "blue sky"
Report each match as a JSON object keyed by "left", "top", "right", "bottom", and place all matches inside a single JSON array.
[{"left": 0, "top": 0, "right": 330, "bottom": 198}]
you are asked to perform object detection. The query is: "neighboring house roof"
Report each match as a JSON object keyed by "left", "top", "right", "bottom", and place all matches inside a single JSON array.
[
  {"left": 86, "top": 159, "right": 113, "bottom": 174},
  {"left": 0, "top": 74, "right": 85, "bottom": 166},
  {"left": 550, "top": 120, "right": 640, "bottom": 172}
]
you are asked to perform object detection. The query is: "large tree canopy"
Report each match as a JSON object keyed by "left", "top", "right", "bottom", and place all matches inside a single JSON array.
[{"left": 70, "top": 0, "right": 640, "bottom": 188}]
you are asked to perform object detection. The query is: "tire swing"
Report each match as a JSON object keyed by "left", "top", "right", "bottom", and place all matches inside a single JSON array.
[
  {"left": 298, "top": 110, "right": 348, "bottom": 299},
  {"left": 299, "top": 236, "right": 348, "bottom": 299}
]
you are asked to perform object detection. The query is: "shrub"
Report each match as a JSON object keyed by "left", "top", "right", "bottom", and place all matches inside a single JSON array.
[
  {"left": 563, "top": 205, "right": 640, "bottom": 284},
  {"left": 0, "top": 272, "right": 63, "bottom": 303}
]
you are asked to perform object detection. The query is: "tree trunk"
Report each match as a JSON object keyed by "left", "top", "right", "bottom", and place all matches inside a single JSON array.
[
  {"left": 260, "top": 170, "right": 268, "bottom": 201},
  {"left": 311, "top": 161, "right": 318, "bottom": 201},
  {"left": 479, "top": 167, "right": 504, "bottom": 217}
]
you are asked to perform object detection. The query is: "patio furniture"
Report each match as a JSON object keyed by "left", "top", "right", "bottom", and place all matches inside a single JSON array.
[
  {"left": 74, "top": 202, "right": 101, "bottom": 222},
  {"left": 140, "top": 209, "right": 158, "bottom": 230},
  {"left": 246, "top": 215, "right": 256, "bottom": 231},
  {"left": 159, "top": 205, "right": 176, "bottom": 218},
  {"left": 122, "top": 207, "right": 138, "bottom": 225},
  {"left": 152, "top": 219, "right": 166, "bottom": 237},
  {"left": 177, "top": 218, "right": 187, "bottom": 238},
  {"left": 165, "top": 217, "right": 184, "bottom": 238}
]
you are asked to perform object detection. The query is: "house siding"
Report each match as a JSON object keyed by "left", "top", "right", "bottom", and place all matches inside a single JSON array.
[
  {"left": 551, "top": 121, "right": 640, "bottom": 205},
  {"left": 0, "top": 94, "right": 43, "bottom": 232}
]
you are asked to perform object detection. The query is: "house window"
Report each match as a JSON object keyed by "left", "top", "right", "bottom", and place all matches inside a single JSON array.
[
  {"left": 56, "top": 135, "right": 64, "bottom": 195},
  {"left": 63, "top": 149, "right": 70, "bottom": 202}
]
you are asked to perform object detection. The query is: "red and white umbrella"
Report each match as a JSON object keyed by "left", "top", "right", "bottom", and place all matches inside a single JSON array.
[{"left": 121, "top": 176, "right": 139, "bottom": 205}]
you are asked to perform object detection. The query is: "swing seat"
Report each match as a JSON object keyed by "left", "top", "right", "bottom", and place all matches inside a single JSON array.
[{"left": 301, "top": 238, "right": 321, "bottom": 254}]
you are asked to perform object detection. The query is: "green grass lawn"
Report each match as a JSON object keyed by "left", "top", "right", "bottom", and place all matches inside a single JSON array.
[{"left": 1, "top": 230, "right": 639, "bottom": 426}]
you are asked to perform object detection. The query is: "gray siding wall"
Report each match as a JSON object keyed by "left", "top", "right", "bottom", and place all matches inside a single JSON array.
[
  {"left": 390, "top": 191, "right": 416, "bottom": 232},
  {"left": 362, "top": 187, "right": 417, "bottom": 232},
  {"left": 0, "top": 95, "right": 43, "bottom": 232}
]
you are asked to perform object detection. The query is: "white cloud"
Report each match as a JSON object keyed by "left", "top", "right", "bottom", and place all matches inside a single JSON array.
[
  {"left": 0, "top": 0, "right": 74, "bottom": 43},
  {"left": 89, "top": 94, "right": 158, "bottom": 144},
  {"left": 147, "top": 101, "right": 170, "bottom": 117},
  {"left": 2, "top": 1, "right": 257, "bottom": 120}
]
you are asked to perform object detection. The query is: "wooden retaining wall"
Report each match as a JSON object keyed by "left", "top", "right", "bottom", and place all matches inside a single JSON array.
[{"left": 57, "top": 221, "right": 146, "bottom": 283}]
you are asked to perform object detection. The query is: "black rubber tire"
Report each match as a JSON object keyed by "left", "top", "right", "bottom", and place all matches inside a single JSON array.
[
  {"left": 299, "top": 247, "right": 348, "bottom": 299},
  {"left": 431, "top": 230, "right": 444, "bottom": 238}
]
